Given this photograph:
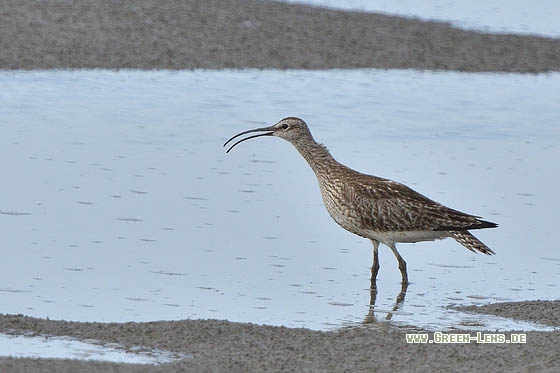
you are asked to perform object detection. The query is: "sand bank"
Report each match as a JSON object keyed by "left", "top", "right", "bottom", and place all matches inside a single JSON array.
[
  {"left": 1, "top": 300, "right": 559, "bottom": 371},
  {"left": 1, "top": 0, "right": 559, "bottom": 72}
]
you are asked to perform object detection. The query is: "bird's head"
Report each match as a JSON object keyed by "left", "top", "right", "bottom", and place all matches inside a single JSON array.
[{"left": 224, "top": 117, "right": 313, "bottom": 153}]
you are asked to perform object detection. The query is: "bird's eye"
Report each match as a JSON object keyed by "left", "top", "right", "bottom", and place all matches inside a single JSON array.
[{"left": 281, "top": 123, "right": 289, "bottom": 130}]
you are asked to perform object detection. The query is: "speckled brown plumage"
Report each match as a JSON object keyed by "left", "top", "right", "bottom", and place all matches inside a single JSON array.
[{"left": 225, "top": 117, "right": 498, "bottom": 283}]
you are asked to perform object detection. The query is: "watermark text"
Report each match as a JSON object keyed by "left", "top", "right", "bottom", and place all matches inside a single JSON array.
[{"left": 406, "top": 332, "right": 526, "bottom": 344}]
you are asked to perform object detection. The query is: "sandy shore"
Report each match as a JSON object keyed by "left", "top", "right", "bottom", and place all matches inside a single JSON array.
[
  {"left": 1, "top": 300, "right": 559, "bottom": 371},
  {"left": 2, "top": 0, "right": 559, "bottom": 371},
  {"left": 1, "top": 0, "right": 560, "bottom": 72}
]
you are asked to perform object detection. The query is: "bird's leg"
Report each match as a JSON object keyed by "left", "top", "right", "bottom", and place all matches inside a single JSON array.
[
  {"left": 389, "top": 244, "right": 409, "bottom": 284},
  {"left": 364, "top": 241, "right": 381, "bottom": 324},
  {"left": 370, "top": 239, "right": 380, "bottom": 287}
]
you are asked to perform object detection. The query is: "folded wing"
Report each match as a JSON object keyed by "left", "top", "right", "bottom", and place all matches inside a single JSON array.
[{"left": 343, "top": 178, "right": 497, "bottom": 232}]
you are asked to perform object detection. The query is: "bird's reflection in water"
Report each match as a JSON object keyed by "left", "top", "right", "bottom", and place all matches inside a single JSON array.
[{"left": 363, "top": 277, "right": 409, "bottom": 324}]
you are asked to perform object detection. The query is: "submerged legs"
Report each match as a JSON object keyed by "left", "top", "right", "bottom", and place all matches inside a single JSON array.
[{"left": 364, "top": 240, "right": 410, "bottom": 323}]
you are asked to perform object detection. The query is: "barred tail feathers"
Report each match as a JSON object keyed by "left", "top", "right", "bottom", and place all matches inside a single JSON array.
[{"left": 450, "top": 231, "right": 495, "bottom": 255}]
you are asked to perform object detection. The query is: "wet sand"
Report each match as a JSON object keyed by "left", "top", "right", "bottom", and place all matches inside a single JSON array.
[
  {"left": 1, "top": 300, "right": 559, "bottom": 371},
  {"left": 2, "top": 0, "right": 559, "bottom": 371},
  {"left": 1, "top": 0, "right": 560, "bottom": 72},
  {"left": 457, "top": 300, "right": 560, "bottom": 327}
]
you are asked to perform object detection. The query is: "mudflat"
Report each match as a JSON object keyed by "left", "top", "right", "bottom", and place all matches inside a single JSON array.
[
  {"left": 1, "top": 0, "right": 560, "bottom": 72},
  {"left": 1, "top": 301, "right": 559, "bottom": 371}
]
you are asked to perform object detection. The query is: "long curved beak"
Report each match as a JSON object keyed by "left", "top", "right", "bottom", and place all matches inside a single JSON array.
[{"left": 223, "top": 126, "right": 275, "bottom": 153}]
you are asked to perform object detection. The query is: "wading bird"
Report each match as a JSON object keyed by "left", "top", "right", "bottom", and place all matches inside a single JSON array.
[{"left": 224, "top": 117, "right": 497, "bottom": 284}]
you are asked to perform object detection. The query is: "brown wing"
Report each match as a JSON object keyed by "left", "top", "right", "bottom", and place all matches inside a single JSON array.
[{"left": 343, "top": 176, "right": 496, "bottom": 232}]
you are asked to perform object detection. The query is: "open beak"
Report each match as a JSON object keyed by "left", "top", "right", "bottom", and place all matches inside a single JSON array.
[{"left": 223, "top": 125, "right": 275, "bottom": 153}]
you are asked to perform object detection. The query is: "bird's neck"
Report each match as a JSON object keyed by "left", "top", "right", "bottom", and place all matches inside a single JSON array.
[{"left": 292, "top": 139, "right": 341, "bottom": 177}]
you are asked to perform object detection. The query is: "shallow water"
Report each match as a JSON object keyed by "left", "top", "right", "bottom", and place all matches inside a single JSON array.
[
  {"left": 284, "top": 0, "right": 560, "bottom": 37},
  {"left": 0, "top": 332, "right": 187, "bottom": 364},
  {"left": 1, "top": 70, "right": 559, "bottom": 342}
]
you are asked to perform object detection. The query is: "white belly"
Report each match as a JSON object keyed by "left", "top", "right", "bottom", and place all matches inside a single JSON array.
[{"left": 348, "top": 226, "right": 450, "bottom": 246}]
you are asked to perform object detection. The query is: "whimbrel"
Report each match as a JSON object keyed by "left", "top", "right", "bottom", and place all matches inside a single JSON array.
[{"left": 224, "top": 117, "right": 497, "bottom": 284}]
